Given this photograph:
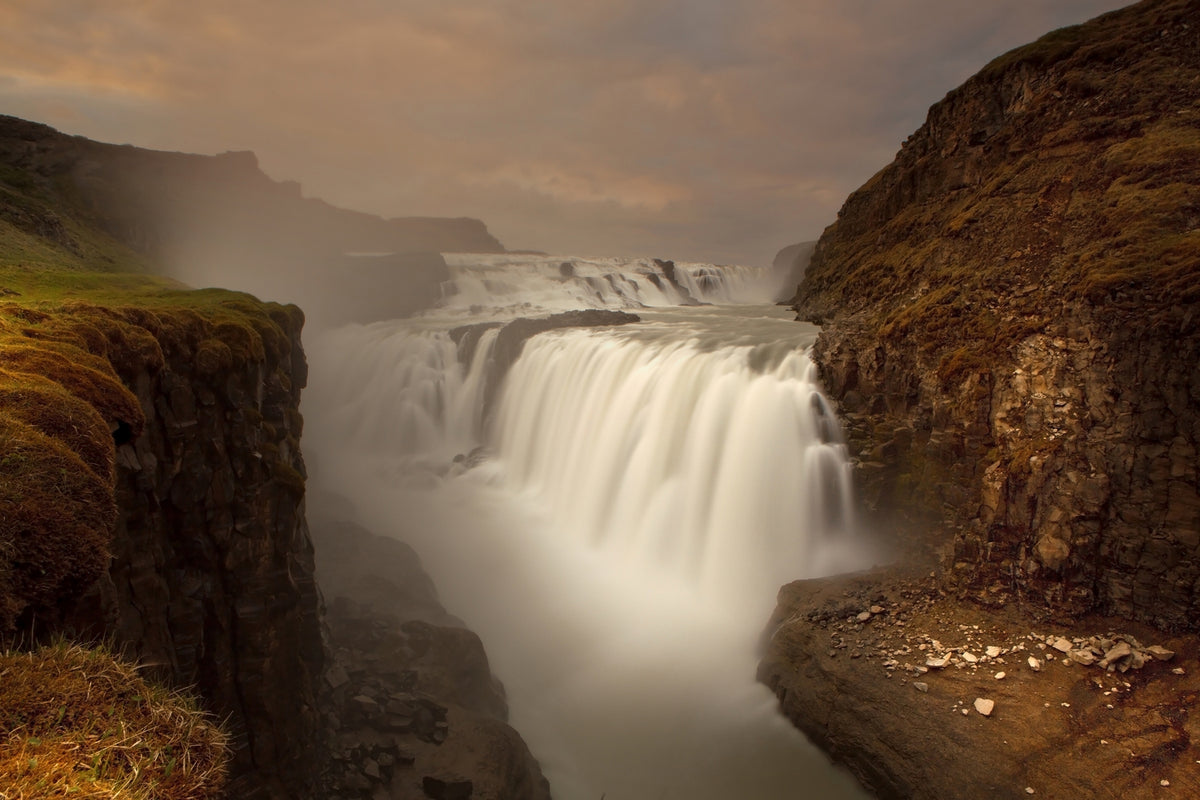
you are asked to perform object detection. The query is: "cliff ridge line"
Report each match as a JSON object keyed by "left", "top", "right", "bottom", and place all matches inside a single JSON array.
[{"left": 791, "top": 0, "right": 1200, "bottom": 626}]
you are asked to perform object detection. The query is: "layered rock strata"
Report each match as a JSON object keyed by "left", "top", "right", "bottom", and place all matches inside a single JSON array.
[{"left": 791, "top": 0, "right": 1200, "bottom": 627}]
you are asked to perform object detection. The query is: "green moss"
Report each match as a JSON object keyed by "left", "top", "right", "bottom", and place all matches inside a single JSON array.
[
  {"left": 0, "top": 271, "right": 305, "bottom": 637},
  {"left": 0, "top": 416, "right": 116, "bottom": 631},
  {"left": 978, "top": 23, "right": 1090, "bottom": 81},
  {"left": 0, "top": 371, "right": 115, "bottom": 483},
  {"left": 0, "top": 340, "right": 143, "bottom": 436},
  {"left": 271, "top": 458, "right": 307, "bottom": 498}
]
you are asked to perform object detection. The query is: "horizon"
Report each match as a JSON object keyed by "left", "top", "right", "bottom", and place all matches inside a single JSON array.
[{"left": 1, "top": 0, "right": 1130, "bottom": 267}]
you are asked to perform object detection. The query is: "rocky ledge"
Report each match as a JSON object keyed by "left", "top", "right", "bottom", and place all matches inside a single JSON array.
[
  {"left": 759, "top": 568, "right": 1200, "bottom": 799},
  {"left": 310, "top": 496, "right": 551, "bottom": 800}
]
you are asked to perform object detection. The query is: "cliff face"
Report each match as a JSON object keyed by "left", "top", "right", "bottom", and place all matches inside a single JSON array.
[
  {"left": 64, "top": 301, "right": 322, "bottom": 799},
  {"left": 0, "top": 115, "right": 505, "bottom": 321},
  {"left": 0, "top": 295, "right": 323, "bottom": 799},
  {"left": 311, "top": 500, "right": 552, "bottom": 799},
  {"left": 0, "top": 115, "right": 504, "bottom": 259},
  {"left": 793, "top": 0, "right": 1200, "bottom": 627}
]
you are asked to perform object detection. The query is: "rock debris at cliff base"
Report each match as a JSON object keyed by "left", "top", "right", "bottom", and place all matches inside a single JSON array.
[{"left": 760, "top": 569, "right": 1200, "bottom": 800}]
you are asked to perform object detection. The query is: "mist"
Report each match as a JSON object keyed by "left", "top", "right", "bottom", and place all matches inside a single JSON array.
[{"left": 298, "top": 256, "right": 880, "bottom": 798}]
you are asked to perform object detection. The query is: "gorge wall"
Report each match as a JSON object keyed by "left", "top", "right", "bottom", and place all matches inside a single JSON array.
[
  {"left": 0, "top": 115, "right": 505, "bottom": 322},
  {"left": 792, "top": 0, "right": 1200, "bottom": 628},
  {"left": 1, "top": 296, "right": 324, "bottom": 798},
  {"left": 2, "top": 114, "right": 548, "bottom": 799}
]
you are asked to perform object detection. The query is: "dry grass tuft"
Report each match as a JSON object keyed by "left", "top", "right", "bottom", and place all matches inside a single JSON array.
[{"left": 0, "top": 642, "right": 229, "bottom": 799}]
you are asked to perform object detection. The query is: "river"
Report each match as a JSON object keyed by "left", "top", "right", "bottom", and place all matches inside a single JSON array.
[{"left": 302, "top": 253, "right": 875, "bottom": 799}]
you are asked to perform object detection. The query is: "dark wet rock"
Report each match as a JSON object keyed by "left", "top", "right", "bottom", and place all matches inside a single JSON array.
[
  {"left": 423, "top": 776, "right": 474, "bottom": 799},
  {"left": 652, "top": 258, "right": 702, "bottom": 305},
  {"left": 309, "top": 493, "right": 550, "bottom": 800},
  {"left": 59, "top": 304, "right": 322, "bottom": 800}
]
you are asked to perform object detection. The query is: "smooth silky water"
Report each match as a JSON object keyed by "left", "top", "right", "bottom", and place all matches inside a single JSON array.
[{"left": 303, "top": 254, "right": 875, "bottom": 799}]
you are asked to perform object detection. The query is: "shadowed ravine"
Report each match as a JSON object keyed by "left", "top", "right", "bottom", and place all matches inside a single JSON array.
[{"left": 303, "top": 254, "right": 876, "bottom": 799}]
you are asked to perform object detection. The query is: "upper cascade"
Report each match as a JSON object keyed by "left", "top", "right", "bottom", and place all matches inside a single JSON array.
[{"left": 437, "top": 254, "right": 777, "bottom": 319}]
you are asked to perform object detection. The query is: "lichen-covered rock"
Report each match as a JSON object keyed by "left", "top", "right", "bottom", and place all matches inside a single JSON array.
[{"left": 792, "top": 0, "right": 1200, "bottom": 628}]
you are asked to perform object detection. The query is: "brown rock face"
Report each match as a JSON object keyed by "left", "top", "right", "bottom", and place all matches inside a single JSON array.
[
  {"left": 63, "top": 303, "right": 323, "bottom": 800},
  {"left": 758, "top": 570, "right": 1200, "bottom": 800},
  {"left": 311, "top": 503, "right": 552, "bottom": 800},
  {"left": 792, "top": 0, "right": 1200, "bottom": 627}
]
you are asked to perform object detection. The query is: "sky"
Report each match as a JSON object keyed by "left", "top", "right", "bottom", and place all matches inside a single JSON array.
[{"left": 0, "top": 0, "right": 1132, "bottom": 267}]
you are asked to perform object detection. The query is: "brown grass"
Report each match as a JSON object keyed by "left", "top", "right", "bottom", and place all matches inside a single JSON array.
[
  {"left": 0, "top": 416, "right": 116, "bottom": 632},
  {"left": 0, "top": 642, "right": 228, "bottom": 799}
]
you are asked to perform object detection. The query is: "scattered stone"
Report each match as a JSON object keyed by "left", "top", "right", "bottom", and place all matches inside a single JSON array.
[
  {"left": 1051, "top": 637, "right": 1073, "bottom": 653},
  {"left": 926, "top": 656, "right": 950, "bottom": 669},
  {"left": 1172, "top": 667, "right": 1186, "bottom": 675},
  {"left": 1099, "top": 641, "right": 1133, "bottom": 669},
  {"left": 870, "top": 605, "right": 885, "bottom": 615},
  {"left": 352, "top": 694, "right": 381, "bottom": 716},
  {"left": 914, "top": 682, "right": 929, "bottom": 693},
  {"left": 1161, "top": 780, "right": 1170, "bottom": 787},
  {"left": 326, "top": 663, "right": 351, "bottom": 689},
  {"left": 1145, "top": 646, "right": 1175, "bottom": 661},
  {"left": 1028, "top": 656, "right": 1042, "bottom": 671},
  {"left": 986, "top": 646, "right": 1002, "bottom": 658},
  {"left": 1025, "top": 788, "right": 1035, "bottom": 795},
  {"left": 974, "top": 698, "right": 995, "bottom": 717},
  {"left": 1068, "top": 649, "right": 1097, "bottom": 666},
  {"left": 995, "top": 671, "right": 1006, "bottom": 680},
  {"left": 962, "top": 652, "right": 979, "bottom": 664},
  {"left": 856, "top": 611, "right": 873, "bottom": 622}
]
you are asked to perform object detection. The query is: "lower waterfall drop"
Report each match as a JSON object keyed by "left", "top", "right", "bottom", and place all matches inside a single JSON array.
[{"left": 304, "top": 255, "right": 875, "bottom": 800}]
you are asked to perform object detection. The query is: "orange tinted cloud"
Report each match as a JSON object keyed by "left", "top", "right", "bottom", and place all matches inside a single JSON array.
[{"left": 0, "top": 0, "right": 1130, "bottom": 265}]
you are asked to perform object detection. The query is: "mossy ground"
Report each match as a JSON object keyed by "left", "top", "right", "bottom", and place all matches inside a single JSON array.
[
  {"left": 0, "top": 114, "right": 308, "bottom": 799},
  {"left": 0, "top": 642, "right": 228, "bottom": 799},
  {"left": 1, "top": 131, "right": 305, "bottom": 643},
  {"left": 0, "top": 279, "right": 303, "bottom": 635}
]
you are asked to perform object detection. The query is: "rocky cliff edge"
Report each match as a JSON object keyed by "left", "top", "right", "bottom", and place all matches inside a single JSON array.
[{"left": 791, "top": 0, "right": 1200, "bottom": 627}]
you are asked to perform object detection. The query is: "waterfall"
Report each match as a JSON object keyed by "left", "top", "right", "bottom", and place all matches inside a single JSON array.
[
  {"left": 492, "top": 329, "right": 857, "bottom": 610},
  {"left": 304, "top": 255, "right": 872, "bottom": 800},
  {"left": 436, "top": 253, "right": 776, "bottom": 316}
]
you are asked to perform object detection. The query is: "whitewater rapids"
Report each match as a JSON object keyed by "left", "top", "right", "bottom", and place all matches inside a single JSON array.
[{"left": 303, "top": 254, "right": 874, "bottom": 799}]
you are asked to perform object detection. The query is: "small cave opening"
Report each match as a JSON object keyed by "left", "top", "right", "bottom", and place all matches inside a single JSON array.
[{"left": 112, "top": 420, "right": 134, "bottom": 447}]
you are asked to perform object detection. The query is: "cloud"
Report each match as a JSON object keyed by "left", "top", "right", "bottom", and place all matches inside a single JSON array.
[{"left": 0, "top": 0, "right": 1131, "bottom": 266}]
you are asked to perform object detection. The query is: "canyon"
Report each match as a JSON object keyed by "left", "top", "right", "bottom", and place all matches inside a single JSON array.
[{"left": 2, "top": 0, "right": 1199, "bottom": 796}]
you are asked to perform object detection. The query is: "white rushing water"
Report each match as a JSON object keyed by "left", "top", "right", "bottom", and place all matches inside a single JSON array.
[{"left": 304, "top": 254, "right": 875, "bottom": 799}]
